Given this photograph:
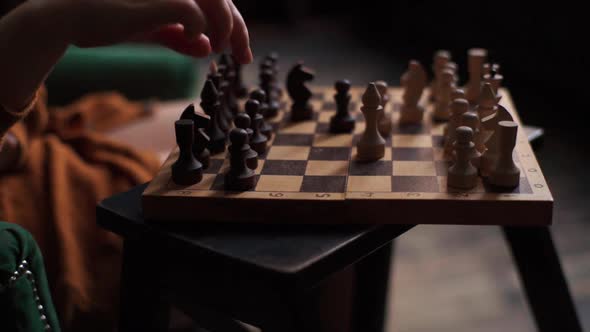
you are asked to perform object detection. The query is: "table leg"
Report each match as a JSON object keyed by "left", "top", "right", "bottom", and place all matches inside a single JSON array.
[
  {"left": 118, "top": 237, "right": 170, "bottom": 332},
  {"left": 502, "top": 226, "right": 582, "bottom": 332},
  {"left": 351, "top": 242, "right": 393, "bottom": 332}
]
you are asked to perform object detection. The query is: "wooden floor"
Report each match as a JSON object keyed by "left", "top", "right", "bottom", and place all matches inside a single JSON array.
[{"left": 120, "top": 19, "right": 589, "bottom": 331}]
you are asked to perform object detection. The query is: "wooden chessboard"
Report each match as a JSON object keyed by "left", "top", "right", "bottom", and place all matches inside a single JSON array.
[{"left": 142, "top": 86, "right": 553, "bottom": 225}]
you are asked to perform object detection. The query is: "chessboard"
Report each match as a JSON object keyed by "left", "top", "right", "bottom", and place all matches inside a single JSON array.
[{"left": 142, "top": 85, "right": 553, "bottom": 225}]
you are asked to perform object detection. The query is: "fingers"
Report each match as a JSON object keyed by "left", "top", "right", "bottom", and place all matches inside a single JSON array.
[
  {"left": 133, "top": 0, "right": 207, "bottom": 39},
  {"left": 227, "top": 1, "right": 253, "bottom": 64},
  {"left": 195, "top": 0, "right": 233, "bottom": 52},
  {"left": 148, "top": 25, "right": 212, "bottom": 57}
]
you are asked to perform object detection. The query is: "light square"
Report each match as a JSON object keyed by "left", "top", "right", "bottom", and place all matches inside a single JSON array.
[
  {"left": 353, "top": 121, "right": 365, "bottom": 135},
  {"left": 305, "top": 161, "right": 349, "bottom": 176},
  {"left": 318, "top": 111, "right": 335, "bottom": 123},
  {"left": 347, "top": 176, "right": 392, "bottom": 192},
  {"left": 256, "top": 175, "right": 303, "bottom": 192},
  {"left": 393, "top": 135, "right": 433, "bottom": 148},
  {"left": 267, "top": 146, "right": 310, "bottom": 160},
  {"left": 392, "top": 161, "right": 437, "bottom": 176},
  {"left": 430, "top": 123, "right": 445, "bottom": 135},
  {"left": 280, "top": 121, "right": 317, "bottom": 134},
  {"left": 313, "top": 134, "right": 353, "bottom": 147}
]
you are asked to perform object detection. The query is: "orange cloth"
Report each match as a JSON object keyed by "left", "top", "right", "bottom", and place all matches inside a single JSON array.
[{"left": 0, "top": 88, "right": 159, "bottom": 332}]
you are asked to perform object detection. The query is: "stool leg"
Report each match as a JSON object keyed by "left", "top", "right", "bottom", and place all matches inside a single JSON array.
[
  {"left": 118, "top": 238, "right": 170, "bottom": 332},
  {"left": 351, "top": 242, "right": 393, "bottom": 332},
  {"left": 502, "top": 226, "right": 582, "bottom": 332}
]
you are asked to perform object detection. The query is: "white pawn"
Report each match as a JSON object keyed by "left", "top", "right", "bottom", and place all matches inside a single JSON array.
[
  {"left": 444, "top": 98, "right": 470, "bottom": 158},
  {"left": 357, "top": 83, "right": 385, "bottom": 161},
  {"left": 483, "top": 66, "right": 503, "bottom": 101},
  {"left": 433, "top": 69, "right": 455, "bottom": 121},
  {"left": 448, "top": 126, "right": 478, "bottom": 189},
  {"left": 430, "top": 50, "right": 451, "bottom": 102},
  {"left": 489, "top": 121, "right": 520, "bottom": 188},
  {"left": 474, "top": 82, "right": 498, "bottom": 119},
  {"left": 375, "top": 80, "right": 392, "bottom": 137},
  {"left": 465, "top": 48, "right": 488, "bottom": 104},
  {"left": 400, "top": 60, "right": 428, "bottom": 125},
  {"left": 443, "top": 88, "right": 467, "bottom": 137},
  {"left": 460, "top": 112, "right": 483, "bottom": 168}
]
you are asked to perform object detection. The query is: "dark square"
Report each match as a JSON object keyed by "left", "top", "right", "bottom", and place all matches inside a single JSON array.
[
  {"left": 393, "top": 123, "right": 431, "bottom": 134},
  {"left": 349, "top": 161, "right": 392, "bottom": 176},
  {"left": 261, "top": 160, "right": 308, "bottom": 175},
  {"left": 391, "top": 176, "right": 440, "bottom": 193},
  {"left": 435, "top": 160, "right": 452, "bottom": 176},
  {"left": 273, "top": 134, "right": 314, "bottom": 146},
  {"left": 300, "top": 176, "right": 346, "bottom": 193},
  {"left": 203, "top": 158, "right": 225, "bottom": 174},
  {"left": 353, "top": 134, "right": 392, "bottom": 147},
  {"left": 432, "top": 135, "right": 445, "bottom": 147},
  {"left": 393, "top": 148, "right": 434, "bottom": 161},
  {"left": 309, "top": 147, "right": 351, "bottom": 160},
  {"left": 322, "top": 101, "right": 335, "bottom": 110}
]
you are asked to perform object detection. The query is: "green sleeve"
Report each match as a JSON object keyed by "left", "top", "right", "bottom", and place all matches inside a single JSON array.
[{"left": 0, "top": 222, "right": 61, "bottom": 332}]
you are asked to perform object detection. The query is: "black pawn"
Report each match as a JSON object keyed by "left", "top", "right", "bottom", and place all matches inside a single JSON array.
[
  {"left": 200, "top": 80, "right": 226, "bottom": 154},
  {"left": 219, "top": 55, "right": 239, "bottom": 115},
  {"left": 172, "top": 120, "right": 203, "bottom": 185},
  {"left": 245, "top": 99, "right": 269, "bottom": 155},
  {"left": 209, "top": 66, "right": 232, "bottom": 133},
  {"left": 260, "top": 67, "right": 279, "bottom": 118},
  {"left": 194, "top": 128, "right": 211, "bottom": 169},
  {"left": 225, "top": 128, "right": 256, "bottom": 191},
  {"left": 234, "top": 113, "right": 258, "bottom": 170},
  {"left": 265, "top": 52, "right": 283, "bottom": 98},
  {"left": 329, "top": 80, "right": 356, "bottom": 133},
  {"left": 232, "top": 55, "right": 248, "bottom": 98},
  {"left": 250, "top": 89, "right": 273, "bottom": 139}
]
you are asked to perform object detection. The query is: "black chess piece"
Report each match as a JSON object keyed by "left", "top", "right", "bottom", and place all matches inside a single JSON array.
[
  {"left": 208, "top": 65, "right": 232, "bottom": 133},
  {"left": 287, "top": 62, "right": 315, "bottom": 121},
  {"left": 219, "top": 55, "right": 239, "bottom": 115},
  {"left": 329, "top": 80, "right": 356, "bottom": 133},
  {"left": 172, "top": 119, "right": 203, "bottom": 185},
  {"left": 260, "top": 68, "right": 279, "bottom": 118},
  {"left": 232, "top": 55, "right": 248, "bottom": 98},
  {"left": 234, "top": 113, "right": 258, "bottom": 170},
  {"left": 265, "top": 52, "right": 283, "bottom": 98},
  {"left": 225, "top": 128, "right": 256, "bottom": 191},
  {"left": 245, "top": 99, "right": 269, "bottom": 155},
  {"left": 249, "top": 89, "right": 273, "bottom": 139},
  {"left": 200, "top": 79, "right": 226, "bottom": 154},
  {"left": 194, "top": 127, "right": 211, "bottom": 169},
  {"left": 180, "top": 104, "right": 212, "bottom": 168}
]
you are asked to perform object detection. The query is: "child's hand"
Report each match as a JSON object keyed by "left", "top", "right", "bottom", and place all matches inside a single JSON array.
[{"left": 42, "top": 0, "right": 252, "bottom": 63}]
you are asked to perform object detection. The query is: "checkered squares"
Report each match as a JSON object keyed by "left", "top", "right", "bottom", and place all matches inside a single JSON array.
[{"left": 168, "top": 87, "right": 536, "bottom": 197}]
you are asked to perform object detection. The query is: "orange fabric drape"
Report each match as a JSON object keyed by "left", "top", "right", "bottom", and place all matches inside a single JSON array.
[{"left": 0, "top": 88, "right": 159, "bottom": 332}]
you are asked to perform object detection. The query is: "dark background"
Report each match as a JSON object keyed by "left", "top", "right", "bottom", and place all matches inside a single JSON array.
[{"left": 236, "top": 0, "right": 584, "bottom": 131}]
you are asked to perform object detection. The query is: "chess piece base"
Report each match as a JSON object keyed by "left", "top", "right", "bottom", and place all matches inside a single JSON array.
[
  {"left": 225, "top": 171, "right": 256, "bottom": 191},
  {"left": 489, "top": 169, "right": 520, "bottom": 188},
  {"left": 329, "top": 115, "right": 356, "bottom": 133},
  {"left": 447, "top": 170, "right": 477, "bottom": 189},
  {"left": 172, "top": 162, "right": 203, "bottom": 185},
  {"left": 399, "top": 105, "right": 424, "bottom": 125},
  {"left": 356, "top": 144, "right": 385, "bottom": 162},
  {"left": 291, "top": 104, "right": 313, "bottom": 122}
]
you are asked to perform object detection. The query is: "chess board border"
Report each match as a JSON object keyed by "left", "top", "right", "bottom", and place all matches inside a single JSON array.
[{"left": 142, "top": 87, "right": 553, "bottom": 226}]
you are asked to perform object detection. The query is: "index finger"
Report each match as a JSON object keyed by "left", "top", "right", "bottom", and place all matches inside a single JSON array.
[{"left": 227, "top": 1, "right": 253, "bottom": 64}]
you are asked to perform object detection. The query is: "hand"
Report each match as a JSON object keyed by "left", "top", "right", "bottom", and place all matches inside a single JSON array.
[
  {"left": 0, "top": 133, "right": 21, "bottom": 172},
  {"left": 36, "top": 0, "right": 253, "bottom": 63}
]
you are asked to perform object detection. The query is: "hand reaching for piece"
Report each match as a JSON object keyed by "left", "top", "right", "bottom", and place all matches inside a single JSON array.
[{"left": 36, "top": 0, "right": 253, "bottom": 63}]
